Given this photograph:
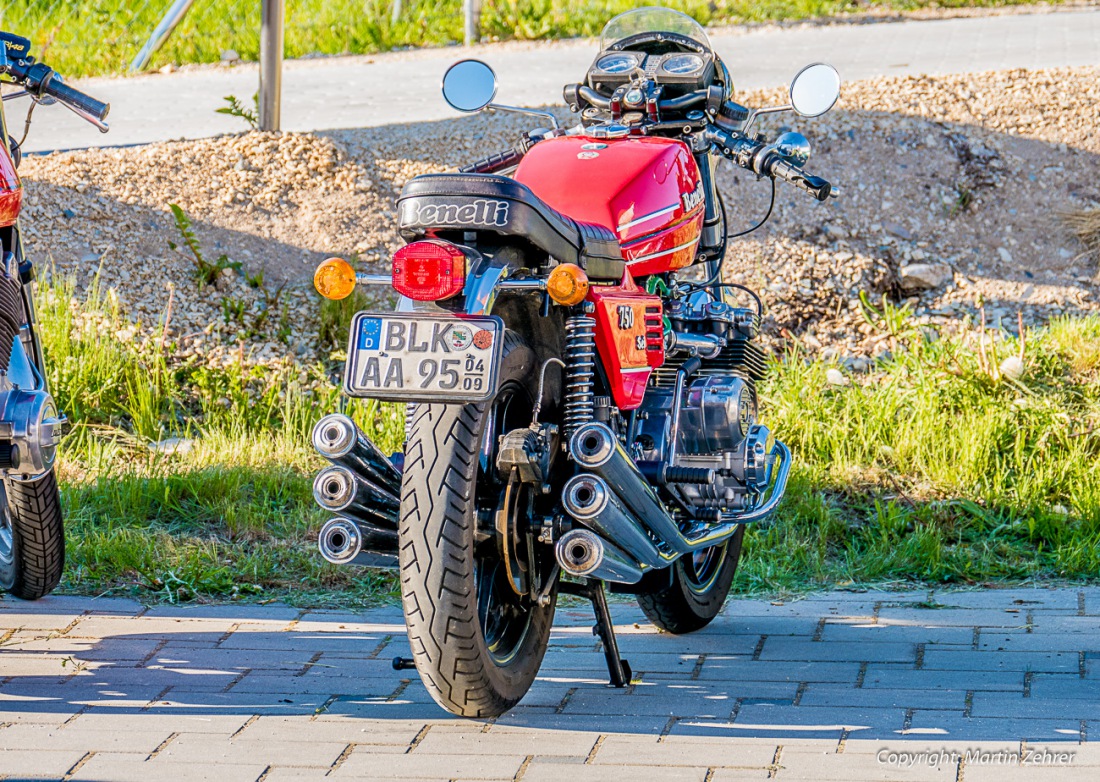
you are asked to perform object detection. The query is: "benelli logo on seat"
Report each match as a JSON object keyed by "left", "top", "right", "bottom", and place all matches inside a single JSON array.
[{"left": 407, "top": 199, "right": 510, "bottom": 228}]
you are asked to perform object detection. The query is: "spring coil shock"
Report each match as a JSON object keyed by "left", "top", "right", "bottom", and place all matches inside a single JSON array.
[{"left": 563, "top": 315, "right": 597, "bottom": 437}]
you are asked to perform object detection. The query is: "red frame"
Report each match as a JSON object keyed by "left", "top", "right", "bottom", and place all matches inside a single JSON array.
[{"left": 0, "top": 145, "right": 22, "bottom": 229}]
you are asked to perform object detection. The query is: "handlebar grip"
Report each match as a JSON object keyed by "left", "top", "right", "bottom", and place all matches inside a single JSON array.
[
  {"left": 768, "top": 157, "right": 832, "bottom": 202},
  {"left": 460, "top": 146, "right": 525, "bottom": 175},
  {"left": 44, "top": 78, "right": 110, "bottom": 123}
]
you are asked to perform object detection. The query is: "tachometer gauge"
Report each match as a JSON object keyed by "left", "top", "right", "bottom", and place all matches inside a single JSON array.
[
  {"left": 595, "top": 53, "right": 637, "bottom": 74},
  {"left": 661, "top": 54, "right": 704, "bottom": 75}
]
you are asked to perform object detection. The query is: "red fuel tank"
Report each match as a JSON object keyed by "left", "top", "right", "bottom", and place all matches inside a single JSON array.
[
  {"left": 514, "top": 135, "right": 703, "bottom": 277},
  {"left": 0, "top": 144, "right": 22, "bottom": 229}
]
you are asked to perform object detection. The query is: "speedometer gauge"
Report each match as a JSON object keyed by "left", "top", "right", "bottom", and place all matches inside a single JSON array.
[
  {"left": 595, "top": 53, "right": 637, "bottom": 74},
  {"left": 661, "top": 54, "right": 704, "bottom": 75}
]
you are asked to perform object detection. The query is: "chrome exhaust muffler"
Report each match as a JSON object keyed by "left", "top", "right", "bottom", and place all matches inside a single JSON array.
[
  {"left": 312, "top": 414, "right": 402, "bottom": 494},
  {"left": 313, "top": 464, "right": 399, "bottom": 522},
  {"left": 562, "top": 474, "right": 670, "bottom": 569},
  {"left": 318, "top": 516, "right": 398, "bottom": 568},
  {"left": 554, "top": 528, "right": 643, "bottom": 584},
  {"left": 569, "top": 422, "right": 791, "bottom": 556}
]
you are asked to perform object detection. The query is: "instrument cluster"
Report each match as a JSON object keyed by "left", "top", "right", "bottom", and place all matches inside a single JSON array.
[{"left": 587, "top": 49, "right": 715, "bottom": 92}]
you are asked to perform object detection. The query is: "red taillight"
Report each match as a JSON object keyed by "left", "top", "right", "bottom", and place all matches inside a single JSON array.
[{"left": 391, "top": 240, "right": 466, "bottom": 301}]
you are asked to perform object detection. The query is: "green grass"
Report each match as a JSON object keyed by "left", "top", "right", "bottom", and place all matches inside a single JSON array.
[
  {"left": 36, "top": 271, "right": 1100, "bottom": 606},
  {"left": 40, "top": 272, "right": 405, "bottom": 606},
  {"left": 0, "top": 0, "right": 1058, "bottom": 79},
  {"left": 739, "top": 314, "right": 1100, "bottom": 593}
]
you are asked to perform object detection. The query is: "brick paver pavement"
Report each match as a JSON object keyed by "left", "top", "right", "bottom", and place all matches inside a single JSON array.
[
  {"left": 20, "top": 8, "right": 1100, "bottom": 152},
  {"left": 1, "top": 587, "right": 1098, "bottom": 780}
]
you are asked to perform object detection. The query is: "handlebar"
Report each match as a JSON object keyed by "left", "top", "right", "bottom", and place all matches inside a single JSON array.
[
  {"left": 460, "top": 146, "right": 526, "bottom": 175},
  {"left": 570, "top": 84, "right": 706, "bottom": 114},
  {"left": 706, "top": 126, "right": 833, "bottom": 202},
  {"left": 1, "top": 60, "right": 110, "bottom": 133},
  {"left": 766, "top": 157, "right": 832, "bottom": 201}
]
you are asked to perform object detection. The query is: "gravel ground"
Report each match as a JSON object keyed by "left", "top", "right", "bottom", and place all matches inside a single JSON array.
[{"left": 16, "top": 65, "right": 1100, "bottom": 369}]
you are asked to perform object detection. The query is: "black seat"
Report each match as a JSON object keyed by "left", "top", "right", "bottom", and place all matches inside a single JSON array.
[{"left": 397, "top": 174, "right": 625, "bottom": 280}]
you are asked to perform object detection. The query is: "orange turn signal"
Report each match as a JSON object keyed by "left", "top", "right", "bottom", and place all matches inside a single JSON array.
[
  {"left": 314, "top": 257, "right": 357, "bottom": 300},
  {"left": 546, "top": 263, "right": 589, "bottom": 306}
]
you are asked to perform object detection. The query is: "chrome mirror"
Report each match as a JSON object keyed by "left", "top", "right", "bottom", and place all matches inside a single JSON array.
[
  {"left": 772, "top": 132, "right": 811, "bottom": 167},
  {"left": 441, "top": 59, "right": 498, "bottom": 113},
  {"left": 789, "top": 63, "right": 840, "bottom": 118}
]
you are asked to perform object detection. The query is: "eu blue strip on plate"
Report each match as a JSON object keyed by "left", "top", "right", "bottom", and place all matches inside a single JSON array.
[{"left": 358, "top": 317, "right": 382, "bottom": 350}]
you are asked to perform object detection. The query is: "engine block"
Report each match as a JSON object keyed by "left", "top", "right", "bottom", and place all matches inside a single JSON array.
[{"left": 632, "top": 288, "right": 771, "bottom": 516}]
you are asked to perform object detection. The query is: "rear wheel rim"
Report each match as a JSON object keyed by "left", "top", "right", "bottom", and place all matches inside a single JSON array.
[
  {"left": 680, "top": 542, "right": 727, "bottom": 594},
  {"left": 473, "top": 383, "right": 538, "bottom": 665},
  {"left": 0, "top": 485, "right": 13, "bottom": 572}
]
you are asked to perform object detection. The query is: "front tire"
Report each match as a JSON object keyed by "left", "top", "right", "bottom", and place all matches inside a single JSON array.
[
  {"left": 398, "top": 333, "right": 556, "bottom": 717},
  {"left": 0, "top": 470, "right": 65, "bottom": 600},
  {"left": 635, "top": 526, "right": 744, "bottom": 634}
]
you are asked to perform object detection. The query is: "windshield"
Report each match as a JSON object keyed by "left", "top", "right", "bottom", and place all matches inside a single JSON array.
[{"left": 598, "top": 7, "right": 711, "bottom": 53}]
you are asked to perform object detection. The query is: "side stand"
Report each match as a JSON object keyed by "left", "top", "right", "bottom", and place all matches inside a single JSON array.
[{"left": 559, "top": 578, "right": 632, "bottom": 688}]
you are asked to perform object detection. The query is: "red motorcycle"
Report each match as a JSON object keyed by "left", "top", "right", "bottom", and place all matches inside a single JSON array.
[
  {"left": 311, "top": 7, "right": 840, "bottom": 717},
  {"left": 0, "top": 32, "right": 109, "bottom": 600}
]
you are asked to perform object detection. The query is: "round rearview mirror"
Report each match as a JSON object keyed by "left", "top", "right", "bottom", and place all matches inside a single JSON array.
[
  {"left": 789, "top": 63, "right": 841, "bottom": 118},
  {"left": 441, "top": 59, "right": 498, "bottom": 113}
]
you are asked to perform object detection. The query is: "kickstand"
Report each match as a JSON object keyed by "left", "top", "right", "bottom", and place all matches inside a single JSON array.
[{"left": 559, "top": 578, "right": 632, "bottom": 688}]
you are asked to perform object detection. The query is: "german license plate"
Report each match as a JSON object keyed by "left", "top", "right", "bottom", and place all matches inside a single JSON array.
[{"left": 344, "top": 313, "right": 504, "bottom": 402}]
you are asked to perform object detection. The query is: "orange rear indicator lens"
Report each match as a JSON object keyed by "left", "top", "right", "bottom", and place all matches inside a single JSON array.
[
  {"left": 314, "top": 257, "right": 357, "bottom": 300},
  {"left": 546, "top": 263, "right": 589, "bottom": 306},
  {"left": 392, "top": 240, "right": 466, "bottom": 301}
]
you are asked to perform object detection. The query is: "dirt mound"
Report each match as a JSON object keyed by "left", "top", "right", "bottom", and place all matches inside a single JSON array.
[{"left": 17, "top": 65, "right": 1100, "bottom": 366}]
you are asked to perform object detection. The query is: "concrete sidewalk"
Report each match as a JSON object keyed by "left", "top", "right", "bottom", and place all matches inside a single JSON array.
[
  {"left": 1, "top": 587, "right": 1098, "bottom": 781},
  {"left": 15, "top": 9, "right": 1100, "bottom": 153}
]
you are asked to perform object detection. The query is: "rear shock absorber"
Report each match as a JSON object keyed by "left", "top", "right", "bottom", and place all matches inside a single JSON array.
[{"left": 563, "top": 314, "right": 597, "bottom": 437}]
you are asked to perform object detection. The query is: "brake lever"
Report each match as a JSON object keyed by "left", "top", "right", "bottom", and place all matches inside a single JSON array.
[{"left": 60, "top": 100, "right": 109, "bottom": 133}]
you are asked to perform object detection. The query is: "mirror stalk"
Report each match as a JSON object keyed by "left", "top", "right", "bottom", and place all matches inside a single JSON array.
[
  {"left": 741, "top": 104, "right": 792, "bottom": 136},
  {"left": 486, "top": 103, "right": 560, "bottom": 130}
]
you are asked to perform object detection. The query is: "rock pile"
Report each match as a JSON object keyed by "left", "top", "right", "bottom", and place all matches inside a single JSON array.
[{"left": 15, "top": 65, "right": 1100, "bottom": 370}]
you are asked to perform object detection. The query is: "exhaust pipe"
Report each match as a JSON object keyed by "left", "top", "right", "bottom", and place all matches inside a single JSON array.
[
  {"left": 569, "top": 422, "right": 791, "bottom": 555},
  {"left": 562, "top": 474, "right": 670, "bottom": 569},
  {"left": 313, "top": 464, "right": 399, "bottom": 522},
  {"left": 318, "top": 516, "right": 398, "bottom": 568},
  {"left": 554, "top": 529, "right": 643, "bottom": 584},
  {"left": 312, "top": 414, "right": 402, "bottom": 494}
]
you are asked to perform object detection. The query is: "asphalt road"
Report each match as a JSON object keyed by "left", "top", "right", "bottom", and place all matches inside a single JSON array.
[
  {"left": 13, "top": 9, "right": 1100, "bottom": 153},
  {"left": 1, "top": 587, "right": 1097, "bottom": 781}
]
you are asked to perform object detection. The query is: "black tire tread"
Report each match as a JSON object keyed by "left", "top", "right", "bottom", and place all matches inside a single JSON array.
[
  {"left": 398, "top": 332, "right": 553, "bottom": 717},
  {"left": 5, "top": 470, "right": 65, "bottom": 600}
]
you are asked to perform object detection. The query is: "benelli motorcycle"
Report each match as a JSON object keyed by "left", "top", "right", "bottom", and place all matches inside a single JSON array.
[
  {"left": 310, "top": 8, "right": 840, "bottom": 717},
  {"left": 0, "top": 32, "right": 110, "bottom": 599}
]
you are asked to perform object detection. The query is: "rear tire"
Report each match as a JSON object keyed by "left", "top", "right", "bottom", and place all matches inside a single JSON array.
[
  {"left": 635, "top": 526, "right": 744, "bottom": 634},
  {"left": 398, "top": 333, "right": 556, "bottom": 717},
  {"left": 0, "top": 470, "right": 65, "bottom": 601}
]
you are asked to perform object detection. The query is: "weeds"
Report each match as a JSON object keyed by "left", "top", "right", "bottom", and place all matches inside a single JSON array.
[
  {"left": 216, "top": 93, "right": 259, "bottom": 130},
  {"left": 168, "top": 203, "right": 241, "bottom": 286},
  {"left": 747, "top": 309, "right": 1100, "bottom": 592},
  {"left": 1060, "top": 207, "right": 1100, "bottom": 262}
]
